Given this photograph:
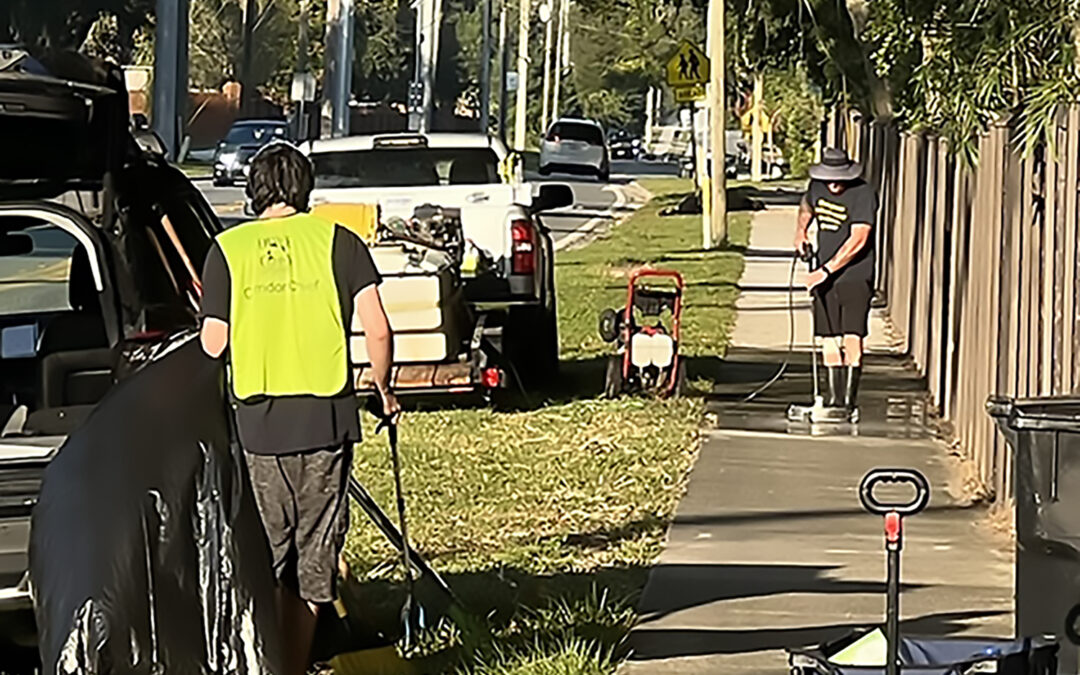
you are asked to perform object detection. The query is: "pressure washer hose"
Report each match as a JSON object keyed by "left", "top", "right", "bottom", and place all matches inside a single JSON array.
[{"left": 732, "top": 250, "right": 801, "bottom": 405}]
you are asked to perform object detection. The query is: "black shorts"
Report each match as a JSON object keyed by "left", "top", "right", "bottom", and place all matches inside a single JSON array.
[
  {"left": 245, "top": 445, "right": 351, "bottom": 603},
  {"left": 812, "top": 278, "right": 873, "bottom": 337}
]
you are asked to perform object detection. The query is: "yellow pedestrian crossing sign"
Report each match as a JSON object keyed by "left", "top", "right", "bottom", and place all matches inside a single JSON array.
[{"left": 666, "top": 41, "right": 709, "bottom": 87}]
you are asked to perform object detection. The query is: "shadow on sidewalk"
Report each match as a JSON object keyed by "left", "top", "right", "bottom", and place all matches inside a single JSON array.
[
  {"left": 635, "top": 563, "right": 926, "bottom": 626},
  {"left": 627, "top": 609, "right": 1008, "bottom": 661}
]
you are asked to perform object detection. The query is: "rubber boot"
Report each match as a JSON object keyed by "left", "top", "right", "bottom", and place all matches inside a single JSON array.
[
  {"left": 844, "top": 366, "right": 862, "bottom": 412},
  {"left": 825, "top": 367, "right": 844, "bottom": 407}
]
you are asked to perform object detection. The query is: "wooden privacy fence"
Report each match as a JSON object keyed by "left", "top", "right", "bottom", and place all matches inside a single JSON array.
[{"left": 848, "top": 108, "right": 1080, "bottom": 503}]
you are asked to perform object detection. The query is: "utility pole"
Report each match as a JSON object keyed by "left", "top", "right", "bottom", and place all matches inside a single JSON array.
[
  {"left": 513, "top": 0, "right": 530, "bottom": 151},
  {"left": 480, "top": 0, "right": 493, "bottom": 132},
  {"left": 410, "top": 0, "right": 442, "bottom": 132},
  {"left": 539, "top": 0, "right": 554, "bottom": 134},
  {"left": 240, "top": 0, "right": 257, "bottom": 116},
  {"left": 427, "top": 0, "right": 445, "bottom": 130},
  {"left": 497, "top": 0, "right": 509, "bottom": 141},
  {"left": 152, "top": 0, "right": 189, "bottom": 160},
  {"left": 551, "top": 0, "right": 568, "bottom": 122},
  {"left": 325, "top": 0, "right": 353, "bottom": 137},
  {"left": 706, "top": 0, "right": 726, "bottom": 245},
  {"left": 291, "top": 0, "right": 315, "bottom": 141},
  {"left": 751, "top": 72, "right": 764, "bottom": 182}
]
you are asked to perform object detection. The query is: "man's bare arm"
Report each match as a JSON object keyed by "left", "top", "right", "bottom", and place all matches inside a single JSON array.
[
  {"left": 823, "top": 224, "right": 872, "bottom": 273},
  {"left": 355, "top": 285, "right": 400, "bottom": 417},
  {"left": 794, "top": 195, "right": 812, "bottom": 251},
  {"left": 201, "top": 317, "right": 229, "bottom": 358}
]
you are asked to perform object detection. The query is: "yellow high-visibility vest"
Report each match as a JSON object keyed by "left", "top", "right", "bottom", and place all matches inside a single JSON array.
[{"left": 216, "top": 213, "right": 347, "bottom": 400}]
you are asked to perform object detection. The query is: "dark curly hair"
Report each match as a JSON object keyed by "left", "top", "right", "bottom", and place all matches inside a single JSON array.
[{"left": 246, "top": 142, "right": 314, "bottom": 215}]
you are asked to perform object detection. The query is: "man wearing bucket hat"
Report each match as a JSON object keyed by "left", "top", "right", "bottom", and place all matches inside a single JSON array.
[{"left": 793, "top": 147, "right": 878, "bottom": 415}]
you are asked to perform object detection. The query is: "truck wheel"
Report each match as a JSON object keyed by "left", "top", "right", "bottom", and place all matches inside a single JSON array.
[{"left": 604, "top": 356, "right": 623, "bottom": 398}]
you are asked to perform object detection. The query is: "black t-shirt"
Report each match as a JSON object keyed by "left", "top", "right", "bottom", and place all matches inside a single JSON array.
[
  {"left": 806, "top": 179, "right": 878, "bottom": 283},
  {"left": 200, "top": 220, "right": 382, "bottom": 455}
]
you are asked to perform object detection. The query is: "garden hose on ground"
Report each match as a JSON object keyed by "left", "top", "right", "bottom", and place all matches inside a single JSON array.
[{"left": 732, "top": 250, "right": 801, "bottom": 406}]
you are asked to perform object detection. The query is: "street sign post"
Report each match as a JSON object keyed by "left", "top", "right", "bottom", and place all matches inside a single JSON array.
[{"left": 666, "top": 40, "right": 712, "bottom": 248}]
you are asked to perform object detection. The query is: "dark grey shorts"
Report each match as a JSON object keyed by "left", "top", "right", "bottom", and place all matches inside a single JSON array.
[
  {"left": 245, "top": 445, "right": 351, "bottom": 603},
  {"left": 813, "top": 279, "right": 873, "bottom": 337}
]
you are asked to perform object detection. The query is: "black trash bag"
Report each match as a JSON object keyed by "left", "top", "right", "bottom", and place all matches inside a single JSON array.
[{"left": 30, "top": 337, "right": 282, "bottom": 674}]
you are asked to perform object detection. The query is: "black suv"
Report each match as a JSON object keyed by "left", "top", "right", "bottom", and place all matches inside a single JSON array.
[
  {"left": 0, "top": 49, "right": 221, "bottom": 660},
  {"left": 212, "top": 118, "right": 290, "bottom": 186}
]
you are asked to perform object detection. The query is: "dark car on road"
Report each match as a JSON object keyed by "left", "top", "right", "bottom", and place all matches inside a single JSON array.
[
  {"left": 608, "top": 129, "right": 642, "bottom": 160},
  {"left": 212, "top": 118, "right": 290, "bottom": 186},
  {"left": 0, "top": 49, "right": 222, "bottom": 667}
]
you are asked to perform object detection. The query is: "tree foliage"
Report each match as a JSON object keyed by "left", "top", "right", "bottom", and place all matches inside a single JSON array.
[
  {"left": 734, "top": 0, "right": 1080, "bottom": 162},
  {"left": 862, "top": 0, "right": 1080, "bottom": 162},
  {"left": 2, "top": 0, "right": 154, "bottom": 60}
]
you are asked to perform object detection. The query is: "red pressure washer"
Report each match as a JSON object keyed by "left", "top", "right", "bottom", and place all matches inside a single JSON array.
[{"left": 598, "top": 268, "right": 686, "bottom": 398}]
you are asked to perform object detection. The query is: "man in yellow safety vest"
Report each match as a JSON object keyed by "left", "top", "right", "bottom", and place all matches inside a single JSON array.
[{"left": 199, "top": 142, "right": 400, "bottom": 675}]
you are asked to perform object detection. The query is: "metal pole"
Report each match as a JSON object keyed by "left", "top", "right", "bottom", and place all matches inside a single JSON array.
[
  {"left": 885, "top": 517, "right": 901, "bottom": 675},
  {"left": 540, "top": 2, "right": 553, "bottom": 134},
  {"left": 551, "top": 0, "right": 565, "bottom": 122},
  {"left": 706, "top": 0, "right": 726, "bottom": 246},
  {"left": 424, "top": 0, "right": 443, "bottom": 132},
  {"left": 152, "top": 0, "right": 189, "bottom": 160},
  {"left": 694, "top": 103, "right": 710, "bottom": 249},
  {"left": 240, "top": 0, "right": 257, "bottom": 116},
  {"left": 751, "top": 72, "right": 764, "bottom": 181},
  {"left": 513, "top": 0, "right": 530, "bottom": 151},
  {"left": 408, "top": 0, "right": 424, "bottom": 131},
  {"left": 294, "top": 0, "right": 311, "bottom": 140},
  {"left": 497, "top": 0, "right": 509, "bottom": 141},
  {"left": 480, "top": 0, "right": 493, "bottom": 132},
  {"left": 325, "top": 0, "right": 352, "bottom": 137},
  {"left": 644, "top": 86, "right": 654, "bottom": 145}
]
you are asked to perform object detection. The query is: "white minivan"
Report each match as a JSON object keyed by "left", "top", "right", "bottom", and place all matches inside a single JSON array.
[{"left": 539, "top": 118, "right": 610, "bottom": 182}]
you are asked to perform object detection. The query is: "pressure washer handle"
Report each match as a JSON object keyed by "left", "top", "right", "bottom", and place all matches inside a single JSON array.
[
  {"left": 859, "top": 469, "right": 931, "bottom": 518},
  {"left": 859, "top": 469, "right": 930, "bottom": 675}
]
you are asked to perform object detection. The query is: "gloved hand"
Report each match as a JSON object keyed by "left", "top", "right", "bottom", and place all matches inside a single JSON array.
[
  {"left": 366, "top": 390, "right": 402, "bottom": 430},
  {"left": 797, "top": 242, "right": 814, "bottom": 263}
]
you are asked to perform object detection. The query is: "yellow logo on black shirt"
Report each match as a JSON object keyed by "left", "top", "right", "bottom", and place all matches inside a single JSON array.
[{"left": 815, "top": 198, "right": 847, "bottom": 231}]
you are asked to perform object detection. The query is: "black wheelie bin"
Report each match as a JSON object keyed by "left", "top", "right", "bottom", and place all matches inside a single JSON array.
[{"left": 988, "top": 396, "right": 1080, "bottom": 674}]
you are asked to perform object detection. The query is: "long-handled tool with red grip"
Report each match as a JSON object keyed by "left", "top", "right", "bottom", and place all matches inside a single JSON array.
[{"left": 858, "top": 468, "right": 931, "bottom": 675}]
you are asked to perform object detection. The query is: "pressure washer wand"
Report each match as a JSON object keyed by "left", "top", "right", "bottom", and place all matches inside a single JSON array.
[{"left": 800, "top": 242, "right": 822, "bottom": 405}]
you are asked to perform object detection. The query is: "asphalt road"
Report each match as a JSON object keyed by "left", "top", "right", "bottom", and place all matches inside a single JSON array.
[{"left": 195, "top": 159, "right": 680, "bottom": 246}]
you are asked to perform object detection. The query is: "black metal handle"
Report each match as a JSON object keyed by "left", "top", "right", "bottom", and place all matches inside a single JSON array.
[{"left": 859, "top": 468, "right": 930, "bottom": 516}]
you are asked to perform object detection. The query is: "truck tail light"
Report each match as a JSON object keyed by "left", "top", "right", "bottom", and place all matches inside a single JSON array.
[
  {"left": 511, "top": 219, "right": 537, "bottom": 275},
  {"left": 481, "top": 367, "right": 503, "bottom": 389}
]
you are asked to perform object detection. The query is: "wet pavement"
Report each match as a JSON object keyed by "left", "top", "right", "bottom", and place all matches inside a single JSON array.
[{"left": 709, "top": 348, "right": 932, "bottom": 441}]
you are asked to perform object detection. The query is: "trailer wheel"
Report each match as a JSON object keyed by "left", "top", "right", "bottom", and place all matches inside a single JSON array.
[{"left": 604, "top": 356, "right": 623, "bottom": 398}]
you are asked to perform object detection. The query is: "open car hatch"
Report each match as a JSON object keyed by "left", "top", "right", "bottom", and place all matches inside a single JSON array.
[{"left": 0, "top": 48, "right": 130, "bottom": 197}]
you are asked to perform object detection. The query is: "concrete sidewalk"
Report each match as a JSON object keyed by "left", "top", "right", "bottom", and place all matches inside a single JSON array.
[{"left": 622, "top": 206, "right": 1013, "bottom": 673}]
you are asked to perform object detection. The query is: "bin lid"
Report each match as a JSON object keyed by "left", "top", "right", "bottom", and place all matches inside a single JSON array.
[{"left": 987, "top": 396, "right": 1080, "bottom": 431}]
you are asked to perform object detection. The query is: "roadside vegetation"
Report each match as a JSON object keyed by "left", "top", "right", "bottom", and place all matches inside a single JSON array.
[{"left": 336, "top": 180, "right": 750, "bottom": 673}]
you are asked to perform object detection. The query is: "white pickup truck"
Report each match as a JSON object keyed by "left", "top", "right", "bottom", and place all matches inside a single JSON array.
[{"left": 303, "top": 132, "right": 572, "bottom": 396}]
